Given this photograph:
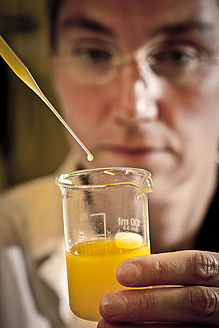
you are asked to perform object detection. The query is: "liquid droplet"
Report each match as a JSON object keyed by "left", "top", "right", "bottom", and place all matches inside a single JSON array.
[{"left": 87, "top": 153, "right": 94, "bottom": 162}]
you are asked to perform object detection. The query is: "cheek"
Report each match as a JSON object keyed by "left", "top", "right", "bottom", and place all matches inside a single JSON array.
[
  {"left": 162, "top": 77, "right": 219, "bottom": 159},
  {"left": 54, "top": 71, "right": 110, "bottom": 137},
  {"left": 182, "top": 80, "right": 219, "bottom": 139}
]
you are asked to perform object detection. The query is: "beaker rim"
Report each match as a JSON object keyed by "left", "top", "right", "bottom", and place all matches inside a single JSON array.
[{"left": 55, "top": 167, "right": 153, "bottom": 193}]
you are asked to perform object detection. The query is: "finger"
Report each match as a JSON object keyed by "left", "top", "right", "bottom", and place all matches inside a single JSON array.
[
  {"left": 97, "top": 320, "right": 153, "bottom": 328},
  {"left": 97, "top": 319, "right": 216, "bottom": 328},
  {"left": 99, "top": 286, "right": 219, "bottom": 325},
  {"left": 116, "top": 251, "right": 219, "bottom": 287}
]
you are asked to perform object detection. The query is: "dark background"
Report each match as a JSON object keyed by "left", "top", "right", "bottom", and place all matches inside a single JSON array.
[{"left": 0, "top": 0, "right": 69, "bottom": 190}]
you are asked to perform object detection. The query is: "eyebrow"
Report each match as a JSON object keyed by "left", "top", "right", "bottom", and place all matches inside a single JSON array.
[
  {"left": 61, "top": 16, "right": 216, "bottom": 43},
  {"left": 61, "top": 15, "right": 115, "bottom": 37},
  {"left": 153, "top": 20, "right": 215, "bottom": 37}
]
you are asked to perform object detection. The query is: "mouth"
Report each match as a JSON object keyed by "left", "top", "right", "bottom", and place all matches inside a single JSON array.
[{"left": 102, "top": 145, "right": 167, "bottom": 160}]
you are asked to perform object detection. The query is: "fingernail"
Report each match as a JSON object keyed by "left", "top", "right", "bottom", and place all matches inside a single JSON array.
[
  {"left": 117, "top": 262, "right": 140, "bottom": 284},
  {"left": 101, "top": 293, "right": 127, "bottom": 317}
]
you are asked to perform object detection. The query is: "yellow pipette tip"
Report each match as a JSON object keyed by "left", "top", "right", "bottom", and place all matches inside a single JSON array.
[{"left": 87, "top": 153, "right": 94, "bottom": 162}]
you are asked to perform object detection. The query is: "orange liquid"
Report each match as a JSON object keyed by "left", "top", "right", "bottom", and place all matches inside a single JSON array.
[{"left": 66, "top": 238, "right": 150, "bottom": 321}]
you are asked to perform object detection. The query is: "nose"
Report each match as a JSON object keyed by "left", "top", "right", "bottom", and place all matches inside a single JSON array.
[{"left": 113, "top": 61, "right": 159, "bottom": 124}]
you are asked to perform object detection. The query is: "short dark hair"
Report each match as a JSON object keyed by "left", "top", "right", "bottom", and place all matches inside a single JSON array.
[
  {"left": 47, "top": 0, "right": 62, "bottom": 50},
  {"left": 47, "top": 0, "right": 219, "bottom": 51}
]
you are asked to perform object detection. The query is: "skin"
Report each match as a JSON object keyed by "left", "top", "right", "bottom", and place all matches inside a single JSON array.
[
  {"left": 53, "top": 0, "right": 219, "bottom": 325},
  {"left": 97, "top": 324, "right": 219, "bottom": 328}
]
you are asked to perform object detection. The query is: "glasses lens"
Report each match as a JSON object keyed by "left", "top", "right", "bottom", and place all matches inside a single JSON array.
[
  {"left": 147, "top": 42, "right": 205, "bottom": 84},
  {"left": 58, "top": 41, "right": 119, "bottom": 84}
]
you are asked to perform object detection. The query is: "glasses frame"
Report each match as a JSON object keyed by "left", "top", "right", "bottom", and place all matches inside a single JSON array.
[{"left": 54, "top": 40, "right": 219, "bottom": 85}]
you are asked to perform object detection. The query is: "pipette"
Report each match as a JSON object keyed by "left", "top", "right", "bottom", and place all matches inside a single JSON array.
[{"left": 0, "top": 35, "right": 94, "bottom": 162}]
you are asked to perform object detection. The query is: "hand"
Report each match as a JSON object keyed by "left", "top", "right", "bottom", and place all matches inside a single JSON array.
[{"left": 98, "top": 251, "right": 219, "bottom": 325}]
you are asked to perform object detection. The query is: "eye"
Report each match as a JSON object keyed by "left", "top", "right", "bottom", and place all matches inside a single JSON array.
[
  {"left": 147, "top": 43, "right": 202, "bottom": 67},
  {"left": 73, "top": 48, "right": 112, "bottom": 63},
  {"left": 67, "top": 41, "right": 115, "bottom": 68},
  {"left": 153, "top": 50, "right": 196, "bottom": 65}
]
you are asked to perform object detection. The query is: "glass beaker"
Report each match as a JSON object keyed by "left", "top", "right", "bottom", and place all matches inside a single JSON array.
[{"left": 56, "top": 167, "right": 153, "bottom": 322}]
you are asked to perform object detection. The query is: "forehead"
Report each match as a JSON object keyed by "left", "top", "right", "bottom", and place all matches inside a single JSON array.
[{"left": 56, "top": 0, "right": 219, "bottom": 46}]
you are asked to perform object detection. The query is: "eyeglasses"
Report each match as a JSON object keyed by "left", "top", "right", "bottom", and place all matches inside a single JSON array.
[{"left": 55, "top": 40, "right": 219, "bottom": 85}]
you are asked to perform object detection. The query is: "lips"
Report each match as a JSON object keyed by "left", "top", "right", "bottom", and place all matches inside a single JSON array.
[
  {"left": 102, "top": 144, "right": 167, "bottom": 158},
  {"left": 109, "top": 146, "right": 157, "bottom": 155}
]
